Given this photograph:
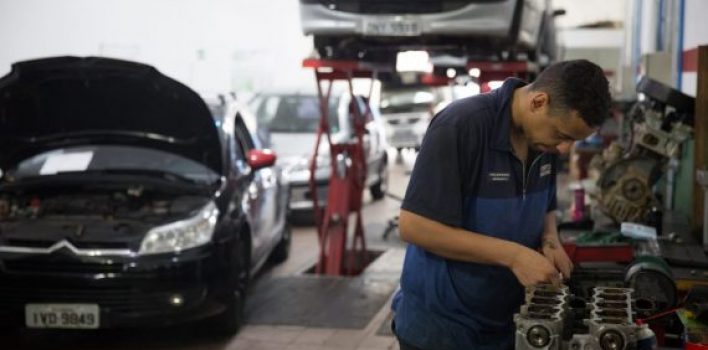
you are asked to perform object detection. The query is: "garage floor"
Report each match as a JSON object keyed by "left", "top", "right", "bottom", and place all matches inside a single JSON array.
[{"left": 0, "top": 150, "right": 417, "bottom": 350}]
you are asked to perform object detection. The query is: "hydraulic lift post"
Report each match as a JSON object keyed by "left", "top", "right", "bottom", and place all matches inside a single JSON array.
[{"left": 302, "top": 58, "right": 391, "bottom": 276}]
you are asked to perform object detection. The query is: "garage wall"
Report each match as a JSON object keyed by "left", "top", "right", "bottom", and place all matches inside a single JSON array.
[
  {"left": 680, "top": 0, "right": 708, "bottom": 96},
  {"left": 670, "top": 0, "right": 707, "bottom": 225},
  {"left": 0, "top": 0, "right": 313, "bottom": 93}
]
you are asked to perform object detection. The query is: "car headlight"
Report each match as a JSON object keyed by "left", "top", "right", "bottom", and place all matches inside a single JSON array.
[{"left": 138, "top": 201, "right": 219, "bottom": 255}]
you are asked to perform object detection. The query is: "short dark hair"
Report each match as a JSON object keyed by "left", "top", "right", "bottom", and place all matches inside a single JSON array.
[{"left": 529, "top": 59, "right": 611, "bottom": 127}]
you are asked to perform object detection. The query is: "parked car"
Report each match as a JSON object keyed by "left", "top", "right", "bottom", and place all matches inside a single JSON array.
[
  {"left": 299, "top": 0, "right": 561, "bottom": 62},
  {"left": 379, "top": 85, "right": 445, "bottom": 152},
  {"left": 0, "top": 57, "right": 290, "bottom": 334},
  {"left": 248, "top": 92, "right": 389, "bottom": 217}
]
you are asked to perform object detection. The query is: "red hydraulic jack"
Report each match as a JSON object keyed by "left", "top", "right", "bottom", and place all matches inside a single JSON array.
[{"left": 303, "top": 58, "right": 392, "bottom": 276}]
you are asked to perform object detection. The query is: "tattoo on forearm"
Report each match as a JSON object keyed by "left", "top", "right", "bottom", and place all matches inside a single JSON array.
[{"left": 543, "top": 238, "right": 557, "bottom": 249}]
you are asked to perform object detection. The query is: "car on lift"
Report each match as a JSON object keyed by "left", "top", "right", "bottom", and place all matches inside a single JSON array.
[
  {"left": 299, "top": 0, "right": 562, "bottom": 62},
  {"left": 0, "top": 57, "right": 290, "bottom": 334},
  {"left": 248, "top": 92, "right": 389, "bottom": 219}
]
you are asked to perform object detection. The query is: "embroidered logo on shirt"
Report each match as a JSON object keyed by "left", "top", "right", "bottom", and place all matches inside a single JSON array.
[
  {"left": 489, "top": 172, "right": 511, "bottom": 182},
  {"left": 540, "top": 163, "right": 552, "bottom": 177}
]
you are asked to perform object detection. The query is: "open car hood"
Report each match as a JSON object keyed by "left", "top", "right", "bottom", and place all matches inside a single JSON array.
[{"left": 0, "top": 56, "right": 223, "bottom": 174}]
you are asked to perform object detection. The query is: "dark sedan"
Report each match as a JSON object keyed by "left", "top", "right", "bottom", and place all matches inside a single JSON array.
[{"left": 0, "top": 57, "right": 291, "bottom": 334}]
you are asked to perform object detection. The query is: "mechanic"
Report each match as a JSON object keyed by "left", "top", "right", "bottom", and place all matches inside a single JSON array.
[{"left": 391, "top": 60, "right": 612, "bottom": 350}]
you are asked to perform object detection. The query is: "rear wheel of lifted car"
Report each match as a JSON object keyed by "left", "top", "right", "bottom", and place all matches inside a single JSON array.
[
  {"left": 211, "top": 229, "right": 251, "bottom": 336},
  {"left": 268, "top": 223, "right": 291, "bottom": 264}
]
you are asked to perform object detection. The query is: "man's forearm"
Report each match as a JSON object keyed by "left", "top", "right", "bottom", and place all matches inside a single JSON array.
[
  {"left": 398, "top": 209, "right": 523, "bottom": 268},
  {"left": 542, "top": 211, "right": 561, "bottom": 247}
]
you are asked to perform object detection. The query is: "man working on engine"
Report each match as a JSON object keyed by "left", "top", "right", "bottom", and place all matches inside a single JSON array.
[{"left": 391, "top": 60, "right": 612, "bottom": 350}]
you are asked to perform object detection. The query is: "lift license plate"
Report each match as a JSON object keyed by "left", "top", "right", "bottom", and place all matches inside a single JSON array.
[{"left": 364, "top": 19, "right": 421, "bottom": 36}]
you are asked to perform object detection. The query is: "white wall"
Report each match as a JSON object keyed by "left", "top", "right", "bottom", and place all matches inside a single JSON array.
[
  {"left": 681, "top": 0, "right": 708, "bottom": 96},
  {"left": 0, "top": 0, "right": 313, "bottom": 93}
]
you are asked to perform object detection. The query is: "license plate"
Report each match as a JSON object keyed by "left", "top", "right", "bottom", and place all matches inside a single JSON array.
[
  {"left": 364, "top": 19, "right": 421, "bottom": 36},
  {"left": 26, "top": 304, "right": 100, "bottom": 329}
]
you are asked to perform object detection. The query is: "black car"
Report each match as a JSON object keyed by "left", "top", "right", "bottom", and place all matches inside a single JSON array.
[{"left": 0, "top": 57, "right": 291, "bottom": 334}]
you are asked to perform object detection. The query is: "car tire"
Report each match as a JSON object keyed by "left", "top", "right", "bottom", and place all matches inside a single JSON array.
[
  {"left": 268, "top": 223, "right": 291, "bottom": 264},
  {"left": 369, "top": 159, "right": 388, "bottom": 201},
  {"left": 210, "top": 232, "right": 251, "bottom": 336}
]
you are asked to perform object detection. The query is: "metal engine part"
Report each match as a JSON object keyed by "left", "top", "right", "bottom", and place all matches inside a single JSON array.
[
  {"left": 515, "top": 285, "right": 570, "bottom": 350},
  {"left": 593, "top": 76, "right": 694, "bottom": 226},
  {"left": 597, "top": 157, "right": 661, "bottom": 224},
  {"left": 516, "top": 286, "right": 644, "bottom": 350},
  {"left": 625, "top": 256, "right": 677, "bottom": 316}
]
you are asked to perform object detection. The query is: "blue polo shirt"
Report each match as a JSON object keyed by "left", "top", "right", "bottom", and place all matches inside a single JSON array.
[{"left": 392, "top": 78, "right": 557, "bottom": 350}]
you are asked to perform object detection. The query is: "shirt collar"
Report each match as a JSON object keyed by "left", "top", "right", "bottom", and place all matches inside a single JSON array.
[{"left": 490, "top": 77, "right": 528, "bottom": 152}]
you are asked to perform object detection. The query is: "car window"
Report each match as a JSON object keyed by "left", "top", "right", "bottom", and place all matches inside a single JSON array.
[
  {"left": 7, "top": 145, "right": 220, "bottom": 184},
  {"left": 234, "top": 117, "right": 255, "bottom": 154},
  {"left": 252, "top": 95, "right": 340, "bottom": 133}
]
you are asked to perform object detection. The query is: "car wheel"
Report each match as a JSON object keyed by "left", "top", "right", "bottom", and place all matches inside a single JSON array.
[
  {"left": 369, "top": 159, "right": 388, "bottom": 201},
  {"left": 211, "top": 232, "right": 250, "bottom": 336},
  {"left": 268, "top": 223, "right": 291, "bottom": 264}
]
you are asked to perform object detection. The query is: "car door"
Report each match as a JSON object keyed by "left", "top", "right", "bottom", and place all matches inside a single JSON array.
[
  {"left": 233, "top": 116, "right": 270, "bottom": 264},
  {"left": 358, "top": 97, "right": 385, "bottom": 182},
  {"left": 244, "top": 115, "right": 281, "bottom": 248}
]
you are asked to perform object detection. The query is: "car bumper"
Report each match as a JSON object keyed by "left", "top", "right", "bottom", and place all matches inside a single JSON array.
[
  {"left": 384, "top": 114, "right": 428, "bottom": 148},
  {"left": 289, "top": 180, "right": 329, "bottom": 211},
  {"left": 300, "top": 1, "right": 517, "bottom": 38},
  {"left": 0, "top": 242, "right": 236, "bottom": 329}
]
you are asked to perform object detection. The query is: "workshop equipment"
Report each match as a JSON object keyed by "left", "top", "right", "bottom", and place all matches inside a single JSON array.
[
  {"left": 594, "top": 76, "right": 695, "bottom": 227},
  {"left": 303, "top": 58, "right": 391, "bottom": 276},
  {"left": 697, "top": 169, "right": 708, "bottom": 251},
  {"left": 625, "top": 255, "right": 678, "bottom": 315}
]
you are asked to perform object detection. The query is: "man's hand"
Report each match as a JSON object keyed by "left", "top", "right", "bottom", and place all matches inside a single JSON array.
[
  {"left": 509, "top": 246, "right": 561, "bottom": 287},
  {"left": 542, "top": 236, "right": 573, "bottom": 280}
]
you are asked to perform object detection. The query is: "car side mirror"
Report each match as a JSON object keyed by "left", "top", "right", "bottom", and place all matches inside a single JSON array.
[
  {"left": 247, "top": 149, "right": 277, "bottom": 170},
  {"left": 552, "top": 9, "right": 566, "bottom": 17}
]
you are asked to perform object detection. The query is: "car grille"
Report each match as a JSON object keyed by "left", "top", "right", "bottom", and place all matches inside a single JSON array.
[
  {"left": 313, "top": 0, "right": 483, "bottom": 14},
  {"left": 3, "top": 259, "right": 125, "bottom": 274},
  {"left": 0, "top": 285, "right": 206, "bottom": 313},
  {"left": 4, "top": 238, "right": 130, "bottom": 250}
]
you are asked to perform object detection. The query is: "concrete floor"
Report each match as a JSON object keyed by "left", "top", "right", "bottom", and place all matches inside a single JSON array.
[{"left": 0, "top": 149, "right": 418, "bottom": 350}]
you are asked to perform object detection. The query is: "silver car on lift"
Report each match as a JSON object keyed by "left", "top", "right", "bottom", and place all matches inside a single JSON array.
[{"left": 299, "top": 0, "right": 561, "bottom": 61}]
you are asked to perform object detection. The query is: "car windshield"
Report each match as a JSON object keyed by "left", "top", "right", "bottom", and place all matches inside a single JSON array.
[
  {"left": 380, "top": 89, "right": 434, "bottom": 114},
  {"left": 251, "top": 95, "right": 341, "bottom": 133},
  {"left": 6, "top": 145, "right": 220, "bottom": 185}
]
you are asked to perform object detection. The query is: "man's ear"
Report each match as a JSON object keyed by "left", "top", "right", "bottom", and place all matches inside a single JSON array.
[{"left": 530, "top": 92, "right": 549, "bottom": 113}]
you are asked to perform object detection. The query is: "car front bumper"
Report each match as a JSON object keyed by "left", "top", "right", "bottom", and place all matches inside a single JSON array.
[{"left": 0, "top": 242, "right": 236, "bottom": 329}]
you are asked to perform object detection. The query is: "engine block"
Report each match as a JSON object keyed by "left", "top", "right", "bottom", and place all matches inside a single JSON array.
[{"left": 515, "top": 285, "right": 648, "bottom": 350}]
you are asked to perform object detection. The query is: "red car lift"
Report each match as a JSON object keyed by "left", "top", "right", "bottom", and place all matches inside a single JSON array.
[
  {"left": 302, "top": 58, "right": 392, "bottom": 276},
  {"left": 467, "top": 60, "right": 539, "bottom": 92},
  {"left": 419, "top": 60, "right": 539, "bottom": 90}
]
